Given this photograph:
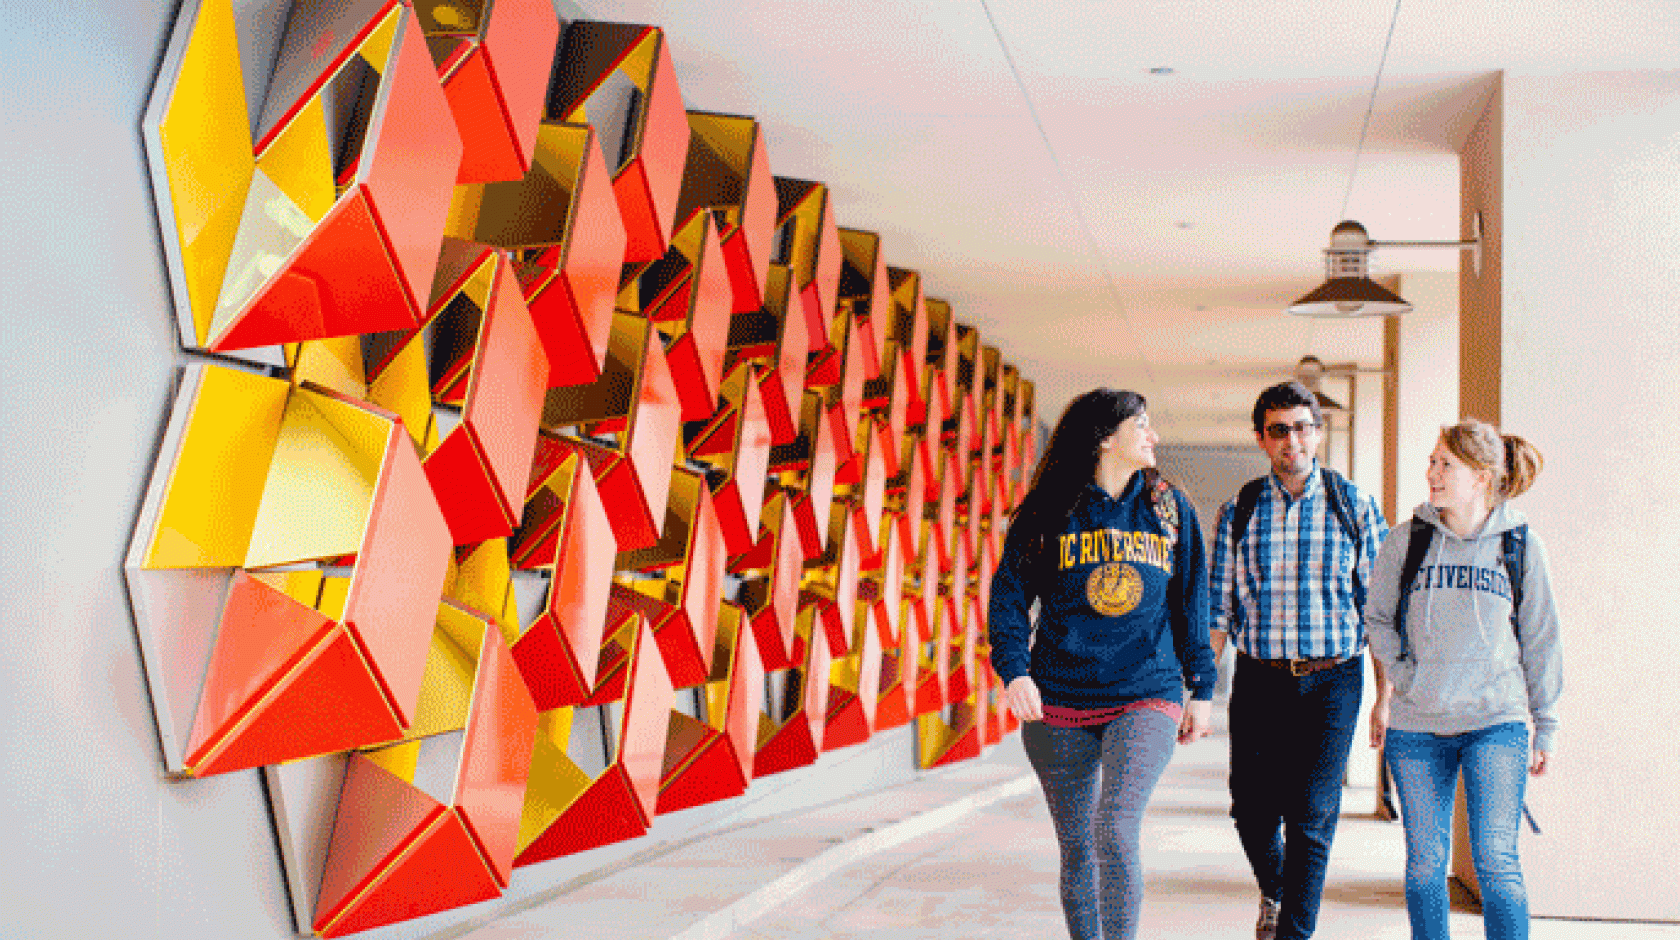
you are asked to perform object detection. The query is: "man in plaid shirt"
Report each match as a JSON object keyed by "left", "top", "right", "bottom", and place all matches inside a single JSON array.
[{"left": 1210, "top": 381, "right": 1388, "bottom": 940}]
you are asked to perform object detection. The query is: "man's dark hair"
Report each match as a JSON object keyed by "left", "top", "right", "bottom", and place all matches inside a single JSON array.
[{"left": 1251, "top": 380, "right": 1323, "bottom": 435}]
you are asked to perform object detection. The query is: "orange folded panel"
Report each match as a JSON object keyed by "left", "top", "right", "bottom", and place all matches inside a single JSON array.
[
  {"left": 874, "top": 639, "right": 915, "bottom": 732},
  {"left": 923, "top": 297, "right": 957, "bottom": 416},
  {"left": 549, "top": 22, "right": 688, "bottom": 262},
  {"left": 421, "top": 0, "right": 560, "bottom": 184},
  {"left": 183, "top": 572, "right": 405, "bottom": 776},
  {"left": 835, "top": 415, "right": 888, "bottom": 554},
  {"left": 725, "top": 262, "right": 809, "bottom": 446},
  {"left": 752, "top": 624, "right": 830, "bottom": 779},
  {"left": 185, "top": 387, "right": 451, "bottom": 776},
  {"left": 314, "top": 756, "right": 502, "bottom": 938},
  {"left": 655, "top": 715, "right": 746, "bottom": 815},
  {"left": 341, "top": 416, "right": 455, "bottom": 731},
  {"left": 924, "top": 718, "right": 983, "bottom": 769},
  {"left": 822, "top": 585, "right": 881, "bottom": 752},
  {"left": 515, "top": 762, "right": 646, "bottom": 864},
  {"left": 687, "top": 362, "right": 772, "bottom": 556},
  {"left": 887, "top": 267, "right": 929, "bottom": 408},
  {"left": 808, "top": 304, "right": 867, "bottom": 448},
  {"left": 453, "top": 625, "right": 539, "bottom": 887},
  {"left": 718, "top": 604, "right": 765, "bottom": 786},
  {"left": 306, "top": 627, "right": 538, "bottom": 925},
  {"left": 452, "top": 121, "right": 626, "bottom": 388},
  {"left": 805, "top": 502, "right": 867, "bottom": 659},
  {"left": 636, "top": 210, "right": 733, "bottom": 422},
  {"left": 838, "top": 228, "right": 891, "bottom": 381},
  {"left": 770, "top": 391, "right": 841, "bottom": 561},
  {"left": 733, "top": 493, "right": 802, "bottom": 671},
  {"left": 677, "top": 111, "right": 777, "bottom": 314},
  {"left": 511, "top": 450, "right": 616, "bottom": 709},
  {"left": 609, "top": 584, "right": 709, "bottom": 691},
  {"left": 773, "top": 178, "right": 843, "bottom": 354},
  {"left": 216, "top": 8, "right": 460, "bottom": 352},
  {"left": 423, "top": 252, "right": 549, "bottom": 545},
  {"left": 514, "top": 616, "right": 672, "bottom": 865},
  {"left": 863, "top": 511, "right": 908, "bottom": 650},
  {"left": 541, "top": 313, "right": 682, "bottom": 551},
  {"left": 655, "top": 604, "right": 763, "bottom": 814}
]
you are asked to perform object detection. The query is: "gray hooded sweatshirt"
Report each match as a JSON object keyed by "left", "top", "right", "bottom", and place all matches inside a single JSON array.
[{"left": 1366, "top": 501, "right": 1562, "bottom": 753}]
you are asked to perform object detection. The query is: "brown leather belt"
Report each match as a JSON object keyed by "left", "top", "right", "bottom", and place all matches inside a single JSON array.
[{"left": 1241, "top": 651, "right": 1354, "bottom": 677}]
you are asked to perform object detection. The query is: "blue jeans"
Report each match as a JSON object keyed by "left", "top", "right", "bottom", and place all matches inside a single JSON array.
[
  {"left": 1022, "top": 708, "right": 1179, "bottom": 940},
  {"left": 1228, "top": 654, "right": 1363, "bottom": 940},
  {"left": 1385, "top": 722, "right": 1530, "bottom": 940}
]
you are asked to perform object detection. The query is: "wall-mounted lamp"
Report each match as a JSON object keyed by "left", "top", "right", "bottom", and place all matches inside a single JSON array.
[
  {"left": 1293, "top": 355, "right": 1345, "bottom": 412},
  {"left": 1286, "top": 214, "right": 1481, "bottom": 318}
]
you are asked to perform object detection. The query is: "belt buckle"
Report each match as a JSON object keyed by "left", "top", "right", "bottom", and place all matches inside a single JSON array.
[{"left": 1289, "top": 659, "right": 1310, "bottom": 677}]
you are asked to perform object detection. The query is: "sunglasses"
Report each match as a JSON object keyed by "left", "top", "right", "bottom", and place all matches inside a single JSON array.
[{"left": 1264, "top": 420, "right": 1321, "bottom": 440}]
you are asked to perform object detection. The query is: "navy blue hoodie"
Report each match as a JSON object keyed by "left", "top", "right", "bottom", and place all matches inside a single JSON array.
[{"left": 988, "top": 472, "right": 1217, "bottom": 708}]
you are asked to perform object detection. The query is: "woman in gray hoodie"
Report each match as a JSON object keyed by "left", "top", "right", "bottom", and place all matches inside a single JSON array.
[{"left": 1365, "top": 419, "right": 1562, "bottom": 940}]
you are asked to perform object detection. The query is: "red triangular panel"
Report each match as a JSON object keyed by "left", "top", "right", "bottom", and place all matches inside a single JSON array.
[
  {"left": 315, "top": 756, "right": 448, "bottom": 931},
  {"left": 190, "top": 626, "right": 402, "bottom": 777},
  {"left": 822, "top": 693, "right": 870, "bottom": 751},
  {"left": 931, "top": 727, "right": 982, "bottom": 767},
  {"left": 513, "top": 765, "right": 647, "bottom": 866},
  {"left": 752, "top": 718, "right": 817, "bottom": 778},
  {"left": 319, "top": 811, "right": 500, "bottom": 937},
  {"left": 656, "top": 733, "right": 748, "bottom": 815}
]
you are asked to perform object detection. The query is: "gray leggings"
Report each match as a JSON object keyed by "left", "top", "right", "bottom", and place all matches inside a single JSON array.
[{"left": 1021, "top": 708, "right": 1178, "bottom": 940}]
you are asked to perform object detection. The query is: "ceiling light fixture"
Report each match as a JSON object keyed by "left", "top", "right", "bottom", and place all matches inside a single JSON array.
[{"left": 1286, "top": 214, "right": 1481, "bottom": 318}]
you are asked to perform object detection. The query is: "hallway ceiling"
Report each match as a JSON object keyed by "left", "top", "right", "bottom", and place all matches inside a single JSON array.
[{"left": 587, "top": 0, "right": 1678, "bottom": 443}]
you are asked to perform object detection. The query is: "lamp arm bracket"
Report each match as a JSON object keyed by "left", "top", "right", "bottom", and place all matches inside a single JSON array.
[{"left": 1365, "top": 239, "right": 1478, "bottom": 249}]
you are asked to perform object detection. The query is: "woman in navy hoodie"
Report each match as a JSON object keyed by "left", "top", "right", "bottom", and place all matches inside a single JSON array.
[
  {"left": 1366, "top": 419, "right": 1561, "bottom": 940},
  {"left": 988, "top": 388, "right": 1217, "bottom": 940}
]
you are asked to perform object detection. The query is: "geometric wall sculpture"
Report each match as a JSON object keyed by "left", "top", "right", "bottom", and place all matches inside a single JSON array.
[{"left": 137, "top": 1, "right": 1042, "bottom": 933}]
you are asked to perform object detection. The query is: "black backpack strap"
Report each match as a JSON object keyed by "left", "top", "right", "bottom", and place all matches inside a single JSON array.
[
  {"left": 1320, "top": 467, "right": 1366, "bottom": 612},
  {"left": 1225, "top": 478, "right": 1267, "bottom": 632},
  {"left": 1502, "top": 524, "right": 1528, "bottom": 640},
  {"left": 1230, "top": 478, "right": 1266, "bottom": 545},
  {"left": 1394, "top": 518, "right": 1435, "bottom": 662}
]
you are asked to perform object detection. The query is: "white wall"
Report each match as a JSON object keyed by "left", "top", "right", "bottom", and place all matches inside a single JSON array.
[
  {"left": 1389, "top": 270, "right": 1460, "bottom": 518},
  {"left": 1474, "top": 69, "right": 1680, "bottom": 921}
]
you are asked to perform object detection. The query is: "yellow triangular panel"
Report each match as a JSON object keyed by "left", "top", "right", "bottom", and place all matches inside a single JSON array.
[
  {"left": 156, "top": 0, "right": 256, "bottom": 346},
  {"left": 145, "top": 365, "right": 289, "bottom": 569},
  {"left": 255, "top": 96, "right": 336, "bottom": 223}
]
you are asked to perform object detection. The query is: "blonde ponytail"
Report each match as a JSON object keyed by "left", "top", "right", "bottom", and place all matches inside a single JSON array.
[
  {"left": 1440, "top": 418, "right": 1544, "bottom": 502},
  {"left": 1499, "top": 433, "right": 1544, "bottom": 499}
]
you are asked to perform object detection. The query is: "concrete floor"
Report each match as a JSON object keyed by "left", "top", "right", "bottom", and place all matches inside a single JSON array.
[{"left": 448, "top": 728, "right": 1676, "bottom": 940}]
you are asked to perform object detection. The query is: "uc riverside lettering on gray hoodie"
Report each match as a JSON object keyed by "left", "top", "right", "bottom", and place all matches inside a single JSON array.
[{"left": 1366, "top": 501, "right": 1563, "bottom": 753}]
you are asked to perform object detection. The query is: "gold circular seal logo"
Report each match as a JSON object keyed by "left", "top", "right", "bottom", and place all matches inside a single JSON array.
[{"left": 1086, "top": 562, "right": 1143, "bottom": 617}]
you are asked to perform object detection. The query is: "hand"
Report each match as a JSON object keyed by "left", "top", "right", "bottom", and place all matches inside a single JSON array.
[
  {"left": 1004, "top": 676, "right": 1043, "bottom": 722},
  {"left": 1369, "top": 698, "right": 1390, "bottom": 749},
  {"left": 1178, "top": 699, "right": 1212, "bottom": 744},
  {"left": 1530, "top": 750, "right": 1550, "bottom": 775}
]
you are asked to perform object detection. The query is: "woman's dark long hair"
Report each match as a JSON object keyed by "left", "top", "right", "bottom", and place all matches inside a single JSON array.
[{"left": 1011, "top": 388, "right": 1147, "bottom": 546}]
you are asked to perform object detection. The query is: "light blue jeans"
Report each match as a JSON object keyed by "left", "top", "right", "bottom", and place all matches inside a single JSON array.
[
  {"left": 1385, "top": 722, "right": 1530, "bottom": 940},
  {"left": 1022, "top": 709, "right": 1178, "bottom": 940}
]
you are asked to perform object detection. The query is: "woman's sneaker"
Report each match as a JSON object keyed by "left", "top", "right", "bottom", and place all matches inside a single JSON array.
[{"left": 1255, "top": 897, "right": 1281, "bottom": 940}]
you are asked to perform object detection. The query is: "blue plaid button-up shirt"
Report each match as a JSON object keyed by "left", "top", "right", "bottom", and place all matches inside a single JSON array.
[{"left": 1210, "top": 463, "right": 1388, "bottom": 660}]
